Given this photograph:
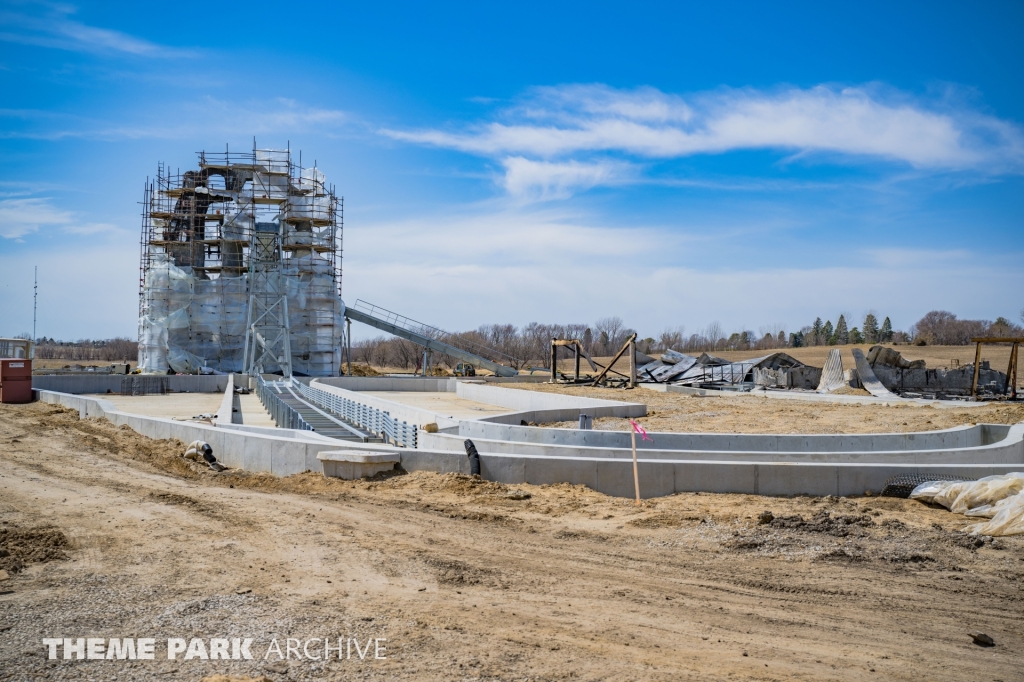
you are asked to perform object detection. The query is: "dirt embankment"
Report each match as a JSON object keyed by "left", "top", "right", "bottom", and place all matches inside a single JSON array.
[{"left": 1, "top": 401, "right": 1022, "bottom": 681}]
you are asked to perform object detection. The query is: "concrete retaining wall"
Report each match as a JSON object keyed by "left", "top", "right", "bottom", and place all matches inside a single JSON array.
[
  {"left": 421, "top": 426, "right": 1024, "bottom": 465},
  {"left": 475, "top": 454, "right": 1023, "bottom": 498},
  {"left": 214, "top": 374, "right": 236, "bottom": 426},
  {"left": 455, "top": 382, "right": 645, "bottom": 423},
  {"left": 456, "top": 421, "right": 1010, "bottom": 453},
  {"left": 33, "top": 374, "right": 228, "bottom": 395},
  {"left": 39, "top": 390, "right": 337, "bottom": 476},
  {"left": 316, "top": 377, "right": 456, "bottom": 392}
]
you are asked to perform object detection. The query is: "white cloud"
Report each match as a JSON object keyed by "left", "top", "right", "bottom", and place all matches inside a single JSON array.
[
  {"left": 501, "top": 157, "right": 633, "bottom": 200},
  {"left": 381, "top": 84, "right": 1024, "bottom": 198},
  {"left": 0, "top": 6, "right": 196, "bottom": 58},
  {"left": 0, "top": 198, "right": 75, "bottom": 238},
  {"left": 0, "top": 98, "right": 349, "bottom": 141},
  {"left": 344, "top": 206, "right": 1024, "bottom": 339},
  {"left": 0, "top": 197, "right": 125, "bottom": 239}
]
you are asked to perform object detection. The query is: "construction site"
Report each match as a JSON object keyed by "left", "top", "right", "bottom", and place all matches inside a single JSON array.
[{"left": 2, "top": 145, "right": 1023, "bottom": 681}]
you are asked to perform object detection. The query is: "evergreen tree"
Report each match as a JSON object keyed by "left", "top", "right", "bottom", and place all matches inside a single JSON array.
[
  {"left": 849, "top": 327, "right": 864, "bottom": 344},
  {"left": 777, "top": 330, "right": 786, "bottom": 347},
  {"left": 834, "top": 315, "right": 849, "bottom": 345},
  {"left": 862, "top": 313, "right": 879, "bottom": 343},
  {"left": 789, "top": 331, "right": 804, "bottom": 348},
  {"left": 811, "top": 317, "right": 824, "bottom": 346},
  {"left": 880, "top": 317, "right": 893, "bottom": 342},
  {"left": 823, "top": 320, "right": 835, "bottom": 345}
]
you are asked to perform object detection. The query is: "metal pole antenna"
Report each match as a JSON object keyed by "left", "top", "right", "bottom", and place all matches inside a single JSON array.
[{"left": 33, "top": 266, "right": 37, "bottom": 341}]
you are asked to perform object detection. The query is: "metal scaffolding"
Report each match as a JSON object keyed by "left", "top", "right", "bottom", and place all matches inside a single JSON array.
[{"left": 138, "top": 142, "right": 344, "bottom": 376}]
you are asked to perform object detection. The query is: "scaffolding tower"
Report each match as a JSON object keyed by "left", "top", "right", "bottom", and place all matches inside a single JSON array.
[{"left": 138, "top": 143, "right": 344, "bottom": 376}]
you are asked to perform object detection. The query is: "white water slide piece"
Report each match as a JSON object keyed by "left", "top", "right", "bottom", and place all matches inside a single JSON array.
[
  {"left": 815, "top": 348, "right": 846, "bottom": 393},
  {"left": 851, "top": 348, "right": 901, "bottom": 399}
]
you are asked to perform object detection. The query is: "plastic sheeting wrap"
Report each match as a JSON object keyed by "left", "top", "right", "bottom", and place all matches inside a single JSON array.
[
  {"left": 964, "top": 495, "right": 1024, "bottom": 537},
  {"left": 282, "top": 249, "right": 343, "bottom": 376},
  {"left": 297, "top": 167, "right": 326, "bottom": 195},
  {"left": 138, "top": 254, "right": 253, "bottom": 374},
  {"left": 910, "top": 473, "right": 1024, "bottom": 536},
  {"left": 167, "top": 347, "right": 206, "bottom": 374},
  {"left": 285, "top": 195, "right": 332, "bottom": 223}
]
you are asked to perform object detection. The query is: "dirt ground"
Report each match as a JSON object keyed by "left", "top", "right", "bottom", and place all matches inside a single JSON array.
[
  {"left": 510, "top": 383, "right": 1024, "bottom": 434},
  {"left": 1, "top": 401, "right": 1022, "bottom": 681}
]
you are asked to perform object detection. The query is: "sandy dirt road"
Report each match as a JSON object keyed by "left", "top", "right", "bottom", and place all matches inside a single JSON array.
[{"left": 1, "top": 401, "right": 1022, "bottom": 681}]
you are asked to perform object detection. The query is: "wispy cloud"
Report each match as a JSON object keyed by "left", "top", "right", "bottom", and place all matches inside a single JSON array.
[
  {"left": 381, "top": 83, "right": 1024, "bottom": 199},
  {"left": 0, "top": 97, "right": 349, "bottom": 141},
  {"left": 0, "top": 4, "right": 196, "bottom": 58},
  {"left": 0, "top": 197, "right": 120, "bottom": 239}
]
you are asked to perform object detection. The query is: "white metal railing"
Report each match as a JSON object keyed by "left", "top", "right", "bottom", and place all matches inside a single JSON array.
[
  {"left": 255, "top": 374, "right": 313, "bottom": 431},
  {"left": 292, "top": 379, "right": 417, "bottom": 448},
  {"left": 351, "top": 299, "right": 519, "bottom": 366}
]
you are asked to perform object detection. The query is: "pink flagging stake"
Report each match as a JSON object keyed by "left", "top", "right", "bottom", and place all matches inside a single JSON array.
[
  {"left": 627, "top": 419, "right": 650, "bottom": 505},
  {"left": 629, "top": 419, "right": 652, "bottom": 442}
]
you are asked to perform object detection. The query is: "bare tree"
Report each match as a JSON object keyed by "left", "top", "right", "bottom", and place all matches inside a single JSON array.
[
  {"left": 658, "top": 327, "right": 684, "bottom": 352},
  {"left": 594, "top": 317, "right": 625, "bottom": 355},
  {"left": 704, "top": 322, "right": 724, "bottom": 351},
  {"left": 913, "top": 311, "right": 990, "bottom": 345}
]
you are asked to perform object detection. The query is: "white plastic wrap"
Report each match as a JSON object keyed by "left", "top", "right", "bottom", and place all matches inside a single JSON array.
[
  {"left": 297, "top": 167, "right": 326, "bottom": 195},
  {"left": 962, "top": 494, "right": 1024, "bottom": 536},
  {"left": 910, "top": 473, "right": 1024, "bottom": 536},
  {"left": 167, "top": 348, "right": 207, "bottom": 375},
  {"left": 285, "top": 195, "right": 332, "bottom": 223}
]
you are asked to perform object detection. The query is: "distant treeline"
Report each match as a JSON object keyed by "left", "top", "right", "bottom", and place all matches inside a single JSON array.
[
  {"left": 353, "top": 310, "right": 1024, "bottom": 371},
  {"left": 11, "top": 307, "right": 1022, "bottom": 371},
  {"left": 30, "top": 337, "right": 138, "bottom": 362}
]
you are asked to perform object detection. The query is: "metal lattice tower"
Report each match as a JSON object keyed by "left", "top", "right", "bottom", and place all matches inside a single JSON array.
[{"left": 243, "top": 219, "right": 293, "bottom": 377}]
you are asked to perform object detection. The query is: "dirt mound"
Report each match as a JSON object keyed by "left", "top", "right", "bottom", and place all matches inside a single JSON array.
[
  {"left": 0, "top": 524, "right": 71, "bottom": 574},
  {"left": 375, "top": 471, "right": 510, "bottom": 498},
  {"left": 346, "top": 364, "right": 381, "bottom": 377},
  {"left": 764, "top": 509, "right": 875, "bottom": 537}
]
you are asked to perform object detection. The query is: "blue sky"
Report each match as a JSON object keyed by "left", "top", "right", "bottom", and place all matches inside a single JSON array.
[{"left": 1, "top": 1, "right": 1022, "bottom": 342}]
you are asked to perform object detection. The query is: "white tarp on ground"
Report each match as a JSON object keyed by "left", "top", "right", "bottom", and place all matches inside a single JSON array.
[{"left": 910, "top": 473, "right": 1024, "bottom": 536}]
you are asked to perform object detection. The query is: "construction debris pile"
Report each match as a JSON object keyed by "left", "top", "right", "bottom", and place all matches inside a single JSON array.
[
  {"left": 866, "top": 346, "right": 1009, "bottom": 398},
  {"left": 637, "top": 344, "right": 1014, "bottom": 401},
  {"left": 137, "top": 145, "right": 344, "bottom": 377},
  {"left": 638, "top": 349, "right": 820, "bottom": 390}
]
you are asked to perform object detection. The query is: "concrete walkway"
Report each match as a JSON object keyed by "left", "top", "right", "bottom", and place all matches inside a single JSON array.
[
  {"left": 360, "top": 391, "right": 510, "bottom": 420},
  {"left": 85, "top": 393, "right": 224, "bottom": 420},
  {"left": 237, "top": 393, "right": 277, "bottom": 427}
]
